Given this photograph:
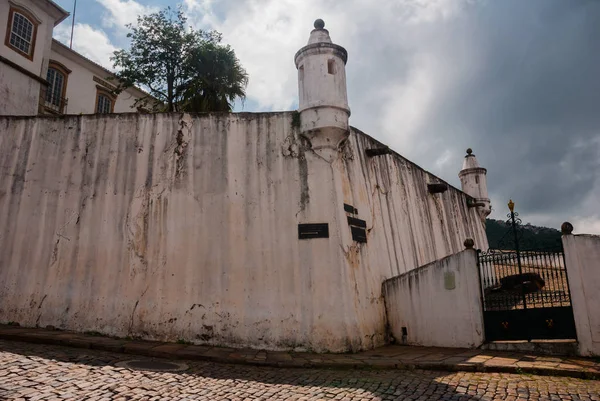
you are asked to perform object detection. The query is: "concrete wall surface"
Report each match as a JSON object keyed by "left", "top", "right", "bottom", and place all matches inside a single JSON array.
[
  {"left": 0, "top": 66, "right": 40, "bottom": 115},
  {"left": 382, "top": 250, "right": 484, "bottom": 348},
  {"left": 562, "top": 234, "right": 600, "bottom": 356},
  {"left": 0, "top": 112, "right": 487, "bottom": 352}
]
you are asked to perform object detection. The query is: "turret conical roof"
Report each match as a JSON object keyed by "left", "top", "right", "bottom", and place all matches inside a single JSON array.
[
  {"left": 461, "top": 148, "right": 482, "bottom": 171},
  {"left": 307, "top": 19, "right": 333, "bottom": 44}
]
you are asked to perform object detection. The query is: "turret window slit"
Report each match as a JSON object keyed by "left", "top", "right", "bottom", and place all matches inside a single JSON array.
[{"left": 328, "top": 59, "right": 335, "bottom": 75}]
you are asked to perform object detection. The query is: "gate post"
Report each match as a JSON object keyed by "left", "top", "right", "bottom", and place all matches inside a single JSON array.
[
  {"left": 474, "top": 246, "right": 486, "bottom": 343},
  {"left": 561, "top": 223, "right": 600, "bottom": 356}
]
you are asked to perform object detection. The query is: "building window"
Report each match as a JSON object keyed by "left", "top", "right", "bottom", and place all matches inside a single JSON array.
[
  {"left": 43, "top": 61, "right": 70, "bottom": 114},
  {"left": 4, "top": 6, "right": 40, "bottom": 60},
  {"left": 97, "top": 94, "right": 112, "bottom": 113},
  {"left": 95, "top": 87, "right": 116, "bottom": 114}
]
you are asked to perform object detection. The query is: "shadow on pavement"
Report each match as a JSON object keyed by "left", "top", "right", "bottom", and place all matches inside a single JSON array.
[{"left": 0, "top": 339, "right": 490, "bottom": 400}]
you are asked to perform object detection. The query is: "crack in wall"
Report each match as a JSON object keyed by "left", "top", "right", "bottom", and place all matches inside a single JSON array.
[
  {"left": 34, "top": 294, "right": 47, "bottom": 327},
  {"left": 50, "top": 239, "right": 60, "bottom": 266},
  {"left": 128, "top": 285, "right": 149, "bottom": 336},
  {"left": 174, "top": 113, "right": 193, "bottom": 182}
]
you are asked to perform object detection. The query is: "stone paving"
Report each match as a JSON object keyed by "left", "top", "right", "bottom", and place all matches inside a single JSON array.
[
  {"left": 1, "top": 340, "right": 599, "bottom": 400},
  {"left": 0, "top": 325, "right": 599, "bottom": 379}
]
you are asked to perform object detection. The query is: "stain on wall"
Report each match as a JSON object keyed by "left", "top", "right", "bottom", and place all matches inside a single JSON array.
[{"left": 0, "top": 67, "right": 40, "bottom": 116}]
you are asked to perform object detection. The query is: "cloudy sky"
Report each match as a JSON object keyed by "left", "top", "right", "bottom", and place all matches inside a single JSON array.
[{"left": 52, "top": 0, "right": 600, "bottom": 234}]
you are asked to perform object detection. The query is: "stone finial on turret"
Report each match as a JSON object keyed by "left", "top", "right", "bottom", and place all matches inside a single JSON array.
[
  {"left": 459, "top": 148, "right": 491, "bottom": 222},
  {"left": 294, "top": 20, "right": 350, "bottom": 162}
]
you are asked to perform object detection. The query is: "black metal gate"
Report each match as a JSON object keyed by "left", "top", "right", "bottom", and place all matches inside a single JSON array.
[{"left": 477, "top": 200, "right": 577, "bottom": 341}]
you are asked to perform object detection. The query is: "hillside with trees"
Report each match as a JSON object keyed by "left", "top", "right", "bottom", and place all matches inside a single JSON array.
[{"left": 486, "top": 219, "right": 562, "bottom": 250}]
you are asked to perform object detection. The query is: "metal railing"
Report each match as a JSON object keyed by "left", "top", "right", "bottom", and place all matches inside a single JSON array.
[
  {"left": 478, "top": 249, "right": 572, "bottom": 310},
  {"left": 40, "top": 88, "right": 68, "bottom": 114},
  {"left": 478, "top": 199, "right": 573, "bottom": 311}
]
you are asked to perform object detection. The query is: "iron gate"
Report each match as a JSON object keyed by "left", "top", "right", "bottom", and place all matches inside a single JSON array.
[{"left": 477, "top": 200, "right": 577, "bottom": 341}]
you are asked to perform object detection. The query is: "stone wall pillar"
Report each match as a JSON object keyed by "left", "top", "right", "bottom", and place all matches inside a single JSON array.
[{"left": 561, "top": 222, "right": 600, "bottom": 357}]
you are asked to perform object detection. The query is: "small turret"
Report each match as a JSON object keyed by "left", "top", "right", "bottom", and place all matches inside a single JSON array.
[
  {"left": 459, "top": 148, "right": 491, "bottom": 221},
  {"left": 295, "top": 19, "right": 350, "bottom": 161}
]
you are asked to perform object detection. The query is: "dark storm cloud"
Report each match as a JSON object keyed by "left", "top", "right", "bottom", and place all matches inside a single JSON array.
[
  {"left": 346, "top": 0, "right": 600, "bottom": 229},
  {"left": 445, "top": 1, "right": 600, "bottom": 215}
]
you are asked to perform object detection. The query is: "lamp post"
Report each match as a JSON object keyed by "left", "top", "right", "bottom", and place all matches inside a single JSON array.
[{"left": 509, "top": 200, "right": 530, "bottom": 339}]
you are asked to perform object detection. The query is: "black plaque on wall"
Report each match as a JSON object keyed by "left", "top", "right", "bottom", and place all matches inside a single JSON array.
[
  {"left": 298, "top": 223, "right": 329, "bottom": 239},
  {"left": 351, "top": 226, "right": 367, "bottom": 243}
]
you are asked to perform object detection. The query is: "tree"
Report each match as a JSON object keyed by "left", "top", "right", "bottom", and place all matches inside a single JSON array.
[
  {"left": 111, "top": 7, "right": 247, "bottom": 112},
  {"left": 180, "top": 43, "right": 248, "bottom": 112}
]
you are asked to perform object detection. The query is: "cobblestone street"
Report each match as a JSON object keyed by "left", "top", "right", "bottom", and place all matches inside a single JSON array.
[{"left": 0, "top": 340, "right": 598, "bottom": 401}]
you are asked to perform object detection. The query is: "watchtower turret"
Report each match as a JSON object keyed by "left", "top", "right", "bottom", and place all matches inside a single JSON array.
[{"left": 295, "top": 19, "right": 350, "bottom": 161}]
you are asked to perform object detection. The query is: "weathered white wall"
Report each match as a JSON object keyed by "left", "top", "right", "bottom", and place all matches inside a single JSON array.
[
  {"left": 0, "top": 112, "right": 362, "bottom": 352},
  {"left": 50, "top": 41, "right": 147, "bottom": 115},
  {"left": 382, "top": 250, "right": 484, "bottom": 348},
  {"left": 0, "top": 112, "right": 487, "bottom": 352},
  {"left": 0, "top": 65, "right": 40, "bottom": 115},
  {"left": 562, "top": 234, "right": 600, "bottom": 357},
  {"left": 321, "top": 129, "right": 488, "bottom": 349}
]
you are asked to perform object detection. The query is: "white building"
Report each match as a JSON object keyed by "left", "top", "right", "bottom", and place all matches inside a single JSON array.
[{"left": 0, "top": 0, "right": 153, "bottom": 116}]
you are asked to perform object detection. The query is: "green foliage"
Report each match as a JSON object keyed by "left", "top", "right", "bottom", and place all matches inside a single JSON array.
[
  {"left": 111, "top": 6, "right": 247, "bottom": 112},
  {"left": 486, "top": 219, "right": 562, "bottom": 250},
  {"left": 179, "top": 43, "right": 248, "bottom": 112}
]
